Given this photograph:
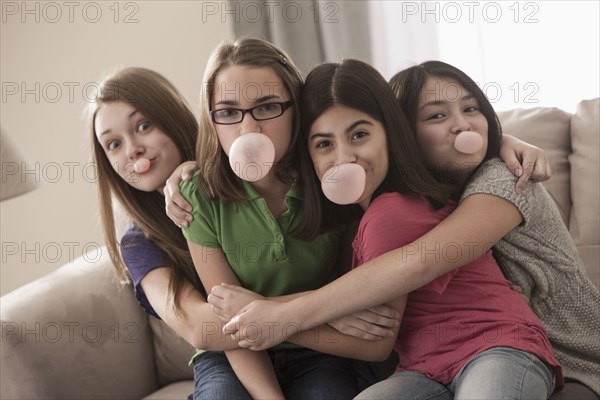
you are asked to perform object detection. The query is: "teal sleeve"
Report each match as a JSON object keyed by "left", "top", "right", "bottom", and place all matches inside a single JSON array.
[{"left": 180, "top": 171, "right": 220, "bottom": 248}]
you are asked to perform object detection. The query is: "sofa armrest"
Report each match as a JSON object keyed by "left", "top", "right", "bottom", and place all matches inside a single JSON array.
[{"left": 1, "top": 249, "right": 159, "bottom": 399}]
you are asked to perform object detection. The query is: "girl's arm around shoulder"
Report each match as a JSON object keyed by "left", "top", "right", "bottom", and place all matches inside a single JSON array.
[
  {"left": 283, "top": 194, "right": 409, "bottom": 361},
  {"left": 223, "top": 189, "right": 524, "bottom": 350},
  {"left": 165, "top": 160, "right": 198, "bottom": 228},
  {"left": 294, "top": 189, "right": 523, "bottom": 324},
  {"left": 499, "top": 134, "right": 552, "bottom": 192},
  {"left": 288, "top": 296, "right": 407, "bottom": 362}
]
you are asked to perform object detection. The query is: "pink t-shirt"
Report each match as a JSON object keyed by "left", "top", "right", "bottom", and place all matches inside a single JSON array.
[{"left": 352, "top": 193, "right": 563, "bottom": 388}]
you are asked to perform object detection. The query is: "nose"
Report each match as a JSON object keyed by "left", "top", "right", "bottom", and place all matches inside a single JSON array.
[
  {"left": 321, "top": 146, "right": 357, "bottom": 178},
  {"left": 239, "top": 111, "right": 261, "bottom": 134},
  {"left": 126, "top": 137, "right": 145, "bottom": 160},
  {"left": 329, "top": 143, "right": 357, "bottom": 169},
  {"left": 451, "top": 113, "right": 471, "bottom": 134}
]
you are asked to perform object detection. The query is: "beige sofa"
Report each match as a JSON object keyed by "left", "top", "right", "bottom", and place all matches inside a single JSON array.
[{"left": 1, "top": 99, "right": 598, "bottom": 399}]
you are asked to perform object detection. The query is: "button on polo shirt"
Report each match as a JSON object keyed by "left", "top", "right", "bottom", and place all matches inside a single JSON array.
[{"left": 181, "top": 171, "right": 343, "bottom": 298}]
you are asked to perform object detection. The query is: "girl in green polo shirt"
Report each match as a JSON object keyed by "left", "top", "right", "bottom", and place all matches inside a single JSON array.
[{"left": 179, "top": 37, "right": 367, "bottom": 400}]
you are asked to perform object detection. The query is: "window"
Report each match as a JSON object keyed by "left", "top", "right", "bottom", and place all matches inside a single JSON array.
[{"left": 369, "top": 1, "right": 599, "bottom": 112}]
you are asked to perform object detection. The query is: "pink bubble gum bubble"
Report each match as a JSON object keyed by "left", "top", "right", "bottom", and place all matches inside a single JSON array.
[
  {"left": 134, "top": 157, "right": 151, "bottom": 173},
  {"left": 228, "top": 133, "right": 275, "bottom": 182},
  {"left": 454, "top": 131, "right": 484, "bottom": 154},
  {"left": 321, "top": 163, "right": 366, "bottom": 205}
]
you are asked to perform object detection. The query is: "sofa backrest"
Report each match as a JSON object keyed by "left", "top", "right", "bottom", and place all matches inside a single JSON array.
[{"left": 568, "top": 99, "right": 600, "bottom": 287}]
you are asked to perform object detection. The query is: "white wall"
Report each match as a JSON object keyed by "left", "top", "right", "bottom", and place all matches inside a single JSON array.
[{"left": 1, "top": 1, "right": 233, "bottom": 295}]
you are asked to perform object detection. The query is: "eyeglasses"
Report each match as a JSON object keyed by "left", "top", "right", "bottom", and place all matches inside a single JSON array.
[{"left": 211, "top": 101, "right": 294, "bottom": 125}]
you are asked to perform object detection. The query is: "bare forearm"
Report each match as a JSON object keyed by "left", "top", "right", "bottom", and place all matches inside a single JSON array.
[
  {"left": 289, "top": 296, "right": 405, "bottom": 362},
  {"left": 288, "top": 194, "right": 522, "bottom": 329},
  {"left": 225, "top": 350, "right": 284, "bottom": 400},
  {"left": 142, "top": 268, "right": 240, "bottom": 351},
  {"left": 269, "top": 290, "right": 313, "bottom": 302},
  {"left": 288, "top": 323, "right": 395, "bottom": 362},
  {"left": 183, "top": 304, "right": 240, "bottom": 351},
  {"left": 289, "top": 250, "right": 427, "bottom": 329}
]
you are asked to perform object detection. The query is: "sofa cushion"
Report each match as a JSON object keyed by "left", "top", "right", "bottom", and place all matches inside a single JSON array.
[
  {"left": 497, "top": 107, "right": 572, "bottom": 224},
  {"left": 569, "top": 98, "right": 600, "bottom": 287},
  {"left": 149, "top": 317, "right": 195, "bottom": 386}
]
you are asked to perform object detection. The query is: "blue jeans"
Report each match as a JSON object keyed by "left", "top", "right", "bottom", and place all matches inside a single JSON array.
[
  {"left": 355, "top": 347, "right": 555, "bottom": 400},
  {"left": 194, "top": 349, "right": 358, "bottom": 400},
  {"left": 354, "top": 351, "right": 400, "bottom": 391},
  {"left": 193, "top": 351, "right": 250, "bottom": 400}
]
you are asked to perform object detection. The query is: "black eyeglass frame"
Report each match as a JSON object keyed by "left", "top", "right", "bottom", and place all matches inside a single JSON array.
[{"left": 210, "top": 101, "right": 294, "bottom": 125}]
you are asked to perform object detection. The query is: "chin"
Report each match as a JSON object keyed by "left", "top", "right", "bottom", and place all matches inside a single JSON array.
[
  {"left": 131, "top": 180, "right": 162, "bottom": 193},
  {"left": 469, "top": 154, "right": 486, "bottom": 168}
]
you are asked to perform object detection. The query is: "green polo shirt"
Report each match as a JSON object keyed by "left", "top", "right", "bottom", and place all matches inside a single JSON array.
[{"left": 181, "top": 172, "right": 344, "bottom": 354}]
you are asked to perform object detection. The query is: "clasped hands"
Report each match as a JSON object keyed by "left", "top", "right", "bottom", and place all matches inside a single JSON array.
[{"left": 207, "top": 284, "right": 400, "bottom": 351}]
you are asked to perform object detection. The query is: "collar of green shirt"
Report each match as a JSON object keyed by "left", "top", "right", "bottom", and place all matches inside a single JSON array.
[{"left": 241, "top": 180, "right": 302, "bottom": 201}]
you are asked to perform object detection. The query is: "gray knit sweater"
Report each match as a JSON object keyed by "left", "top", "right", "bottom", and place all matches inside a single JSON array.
[{"left": 461, "top": 158, "right": 600, "bottom": 395}]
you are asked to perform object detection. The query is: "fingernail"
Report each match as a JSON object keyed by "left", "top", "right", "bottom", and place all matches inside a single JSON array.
[
  {"left": 181, "top": 221, "right": 188, "bottom": 228},
  {"left": 186, "top": 215, "right": 193, "bottom": 221}
]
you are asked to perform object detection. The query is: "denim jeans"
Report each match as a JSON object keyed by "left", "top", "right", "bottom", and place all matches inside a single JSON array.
[
  {"left": 355, "top": 347, "right": 555, "bottom": 400},
  {"left": 193, "top": 351, "right": 250, "bottom": 400},
  {"left": 193, "top": 349, "right": 358, "bottom": 400},
  {"left": 354, "top": 351, "right": 400, "bottom": 391}
]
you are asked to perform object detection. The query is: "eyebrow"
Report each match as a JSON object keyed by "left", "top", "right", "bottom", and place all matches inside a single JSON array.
[
  {"left": 309, "top": 119, "right": 373, "bottom": 141},
  {"left": 418, "top": 94, "right": 475, "bottom": 112},
  {"left": 214, "top": 94, "right": 281, "bottom": 107},
  {"left": 99, "top": 110, "right": 138, "bottom": 136}
]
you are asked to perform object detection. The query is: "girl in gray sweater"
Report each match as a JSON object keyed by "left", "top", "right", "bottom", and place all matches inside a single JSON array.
[{"left": 390, "top": 61, "right": 599, "bottom": 396}]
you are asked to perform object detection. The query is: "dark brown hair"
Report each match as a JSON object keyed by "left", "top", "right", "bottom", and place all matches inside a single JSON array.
[
  {"left": 295, "top": 59, "right": 454, "bottom": 239},
  {"left": 389, "top": 60, "right": 503, "bottom": 172}
]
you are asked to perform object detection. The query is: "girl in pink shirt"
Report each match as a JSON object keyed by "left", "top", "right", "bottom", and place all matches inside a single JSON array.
[{"left": 298, "top": 59, "right": 562, "bottom": 399}]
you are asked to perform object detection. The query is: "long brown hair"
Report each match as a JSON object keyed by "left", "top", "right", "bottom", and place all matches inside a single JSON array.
[
  {"left": 196, "top": 37, "right": 304, "bottom": 201},
  {"left": 296, "top": 60, "right": 454, "bottom": 239},
  {"left": 89, "top": 67, "right": 202, "bottom": 313}
]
